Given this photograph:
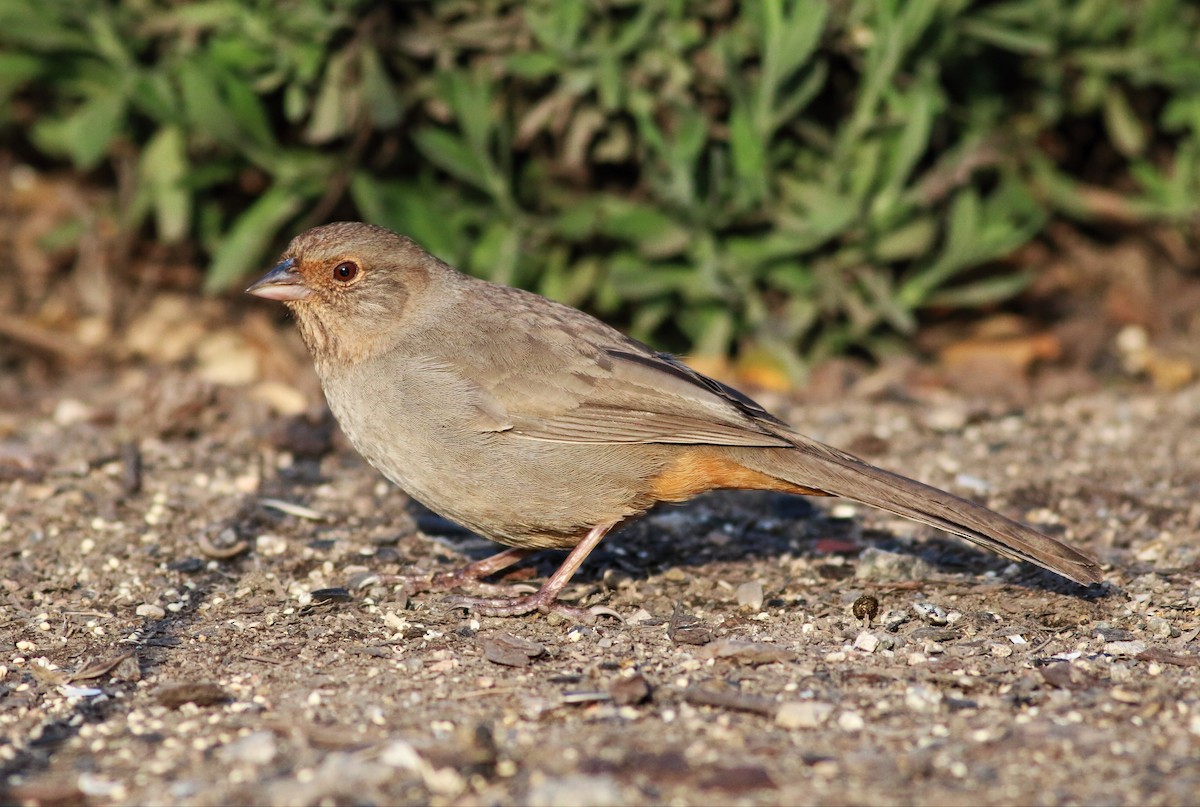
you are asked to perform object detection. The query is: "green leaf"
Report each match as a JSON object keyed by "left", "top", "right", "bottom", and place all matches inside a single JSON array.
[
  {"left": 596, "top": 198, "right": 690, "bottom": 258},
  {"left": 140, "top": 125, "right": 191, "bottom": 243},
  {"left": 729, "top": 102, "right": 767, "bottom": 204},
  {"left": 412, "top": 128, "right": 493, "bottom": 195},
  {"left": 678, "top": 305, "right": 735, "bottom": 357},
  {"left": 526, "top": 2, "right": 586, "bottom": 53},
  {"left": 601, "top": 255, "right": 695, "bottom": 300},
  {"left": 205, "top": 187, "right": 303, "bottom": 292},
  {"left": 360, "top": 46, "right": 402, "bottom": 128},
  {"left": 178, "top": 59, "right": 239, "bottom": 143},
  {"left": 31, "top": 85, "right": 126, "bottom": 169},
  {"left": 925, "top": 271, "right": 1034, "bottom": 308},
  {"left": 506, "top": 51, "right": 560, "bottom": 79},
  {"left": 1103, "top": 85, "right": 1146, "bottom": 157},
  {"left": 959, "top": 18, "right": 1053, "bottom": 56},
  {"left": 219, "top": 70, "right": 276, "bottom": 150},
  {"left": 350, "top": 173, "right": 468, "bottom": 262},
  {"left": 469, "top": 222, "right": 521, "bottom": 286},
  {"left": 305, "top": 48, "right": 355, "bottom": 143},
  {"left": 872, "top": 216, "right": 937, "bottom": 261},
  {"left": 0, "top": 52, "right": 42, "bottom": 100}
]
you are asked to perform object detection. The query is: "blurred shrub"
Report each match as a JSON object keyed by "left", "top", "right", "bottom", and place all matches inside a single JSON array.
[{"left": 3, "top": 0, "right": 1199, "bottom": 372}]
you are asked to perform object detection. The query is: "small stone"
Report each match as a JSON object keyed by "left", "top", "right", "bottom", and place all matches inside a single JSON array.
[
  {"left": 853, "top": 632, "right": 880, "bottom": 653},
  {"left": 195, "top": 330, "right": 259, "bottom": 385},
  {"left": 218, "top": 731, "right": 277, "bottom": 766},
  {"left": 136, "top": 603, "right": 166, "bottom": 619},
  {"left": 609, "top": 672, "right": 651, "bottom": 706},
  {"left": 837, "top": 711, "right": 865, "bottom": 732},
  {"left": 255, "top": 534, "right": 289, "bottom": 556},
  {"left": 1109, "top": 662, "right": 1134, "bottom": 683},
  {"left": 913, "top": 602, "right": 948, "bottom": 626},
  {"left": 925, "top": 405, "right": 968, "bottom": 432},
  {"left": 1104, "top": 640, "right": 1148, "bottom": 657},
  {"left": 625, "top": 608, "right": 656, "bottom": 625},
  {"left": 525, "top": 774, "right": 625, "bottom": 807},
  {"left": 775, "top": 700, "right": 833, "bottom": 729},
  {"left": 479, "top": 632, "right": 545, "bottom": 668},
  {"left": 53, "top": 399, "right": 95, "bottom": 426},
  {"left": 904, "top": 684, "right": 943, "bottom": 713},
  {"left": 250, "top": 381, "right": 309, "bottom": 416},
  {"left": 954, "top": 473, "right": 991, "bottom": 494},
  {"left": 663, "top": 568, "right": 686, "bottom": 582},
  {"left": 156, "top": 682, "right": 230, "bottom": 709},
  {"left": 736, "top": 581, "right": 764, "bottom": 610},
  {"left": 855, "top": 548, "right": 930, "bottom": 581},
  {"left": 1145, "top": 617, "right": 1173, "bottom": 638}
]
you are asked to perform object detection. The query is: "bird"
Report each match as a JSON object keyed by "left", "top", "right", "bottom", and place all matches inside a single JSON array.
[{"left": 246, "top": 222, "right": 1102, "bottom": 620}]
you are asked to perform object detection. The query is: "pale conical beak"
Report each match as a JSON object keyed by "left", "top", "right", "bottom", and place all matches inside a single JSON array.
[{"left": 246, "top": 258, "right": 312, "bottom": 302}]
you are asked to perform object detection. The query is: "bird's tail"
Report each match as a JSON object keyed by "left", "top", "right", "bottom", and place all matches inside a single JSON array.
[{"left": 729, "top": 437, "right": 1103, "bottom": 586}]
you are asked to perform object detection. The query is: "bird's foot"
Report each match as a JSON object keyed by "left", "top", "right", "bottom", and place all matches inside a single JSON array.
[
  {"left": 371, "top": 570, "right": 537, "bottom": 596},
  {"left": 444, "top": 591, "right": 622, "bottom": 624},
  {"left": 370, "top": 547, "right": 538, "bottom": 594}
]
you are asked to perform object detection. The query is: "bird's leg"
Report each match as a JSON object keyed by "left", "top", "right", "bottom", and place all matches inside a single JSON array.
[
  {"left": 377, "top": 547, "right": 535, "bottom": 593},
  {"left": 444, "top": 522, "right": 621, "bottom": 623}
]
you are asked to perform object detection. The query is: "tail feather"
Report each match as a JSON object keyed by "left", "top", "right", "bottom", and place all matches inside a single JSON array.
[{"left": 735, "top": 437, "right": 1103, "bottom": 586}]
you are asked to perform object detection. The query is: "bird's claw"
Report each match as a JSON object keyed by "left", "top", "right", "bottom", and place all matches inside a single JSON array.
[{"left": 444, "top": 592, "right": 622, "bottom": 624}]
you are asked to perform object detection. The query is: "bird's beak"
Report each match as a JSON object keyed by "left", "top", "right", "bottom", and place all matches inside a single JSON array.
[{"left": 245, "top": 257, "right": 312, "bottom": 302}]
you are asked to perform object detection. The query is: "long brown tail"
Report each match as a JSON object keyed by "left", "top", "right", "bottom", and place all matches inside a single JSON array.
[{"left": 729, "top": 436, "right": 1103, "bottom": 586}]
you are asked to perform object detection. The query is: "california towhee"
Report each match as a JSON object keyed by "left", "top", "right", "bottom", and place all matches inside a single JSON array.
[{"left": 247, "top": 222, "right": 1101, "bottom": 619}]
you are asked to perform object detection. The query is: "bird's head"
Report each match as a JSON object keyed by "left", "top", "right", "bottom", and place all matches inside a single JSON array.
[{"left": 247, "top": 222, "right": 442, "bottom": 364}]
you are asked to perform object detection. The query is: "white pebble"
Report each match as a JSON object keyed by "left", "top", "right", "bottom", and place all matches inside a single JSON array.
[
  {"left": 837, "top": 711, "right": 865, "bottom": 732},
  {"left": 776, "top": 700, "right": 834, "bottom": 729},
  {"left": 736, "top": 581, "right": 764, "bottom": 610},
  {"left": 853, "top": 632, "right": 880, "bottom": 653}
]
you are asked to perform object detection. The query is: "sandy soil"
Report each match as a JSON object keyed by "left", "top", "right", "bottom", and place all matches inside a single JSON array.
[{"left": 1, "top": 363, "right": 1199, "bottom": 806}]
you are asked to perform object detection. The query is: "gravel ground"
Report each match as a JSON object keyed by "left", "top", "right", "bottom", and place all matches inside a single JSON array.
[{"left": 1, "top": 366, "right": 1198, "bottom": 806}]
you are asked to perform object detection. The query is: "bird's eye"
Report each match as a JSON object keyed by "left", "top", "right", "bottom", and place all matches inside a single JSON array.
[{"left": 333, "top": 261, "right": 358, "bottom": 282}]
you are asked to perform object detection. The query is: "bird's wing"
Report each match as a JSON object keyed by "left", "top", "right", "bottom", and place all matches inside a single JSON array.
[
  {"left": 464, "top": 323, "right": 791, "bottom": 447},
  {"left": 508, "top": 348, "right": 792, "bottom": 447}
]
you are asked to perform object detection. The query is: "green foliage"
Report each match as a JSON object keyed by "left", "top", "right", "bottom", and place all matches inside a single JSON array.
[{"left": 4, "top": 0, "right": 1199, "bottom": 371}]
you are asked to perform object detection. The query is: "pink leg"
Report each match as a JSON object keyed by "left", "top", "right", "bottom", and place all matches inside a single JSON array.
[
  {"left": 379, "top": 546, "right": 534, "bottom": 592},
  {"left": 444, "top": 523, "right": 619, "bottom": 622}
]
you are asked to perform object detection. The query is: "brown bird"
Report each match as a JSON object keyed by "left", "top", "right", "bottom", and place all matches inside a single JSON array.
[{"left": 247, "top": 222, "right": 1102, "bottom": 620}]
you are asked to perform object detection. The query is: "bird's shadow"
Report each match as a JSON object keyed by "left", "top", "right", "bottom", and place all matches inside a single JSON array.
[{"left": 409, "top": 490, "right": 1107, "bottom": 600}]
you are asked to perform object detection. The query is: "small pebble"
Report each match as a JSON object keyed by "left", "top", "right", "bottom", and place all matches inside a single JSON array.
[
  {"left": 855, "top": 548, "right": 930, "bottom": 581},
  {"left": 525, "top": 774, "right": 625, "bottom": 807},
  {"left": 925, "top": 406, "right": 968, "bottom": 432},
  {"left": 775, "top": 700, "right": 833, "bottom": 729},
  {"left": 736, "top": 581, "right": 764, "bottom": 610},
  {"left": 136, "top": 604, "right": 166, "bottom": 619},
  {"left": 218, "top": 731, "right": 277, "bottom": 765},
  {"left": 853, "top": 632, "right": 879, "bottom": 653},
  {"left": 905, "top": 685, "right": 943, "bottom": 712},
  {"left": 1104, "top": 640, "right": 1148, "bottom": 657},
  {"left": 837, "top": 711, "right": 865, "bottom": 732},
  {"left": 53, "top": 399, "right": 95, "bottom": 426},
  {"left": 913, "top": 602, "right": 948, "bottom": 626},
  {"left": 1145, "top": 617, "right": 1173, "bottom": 638}
]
